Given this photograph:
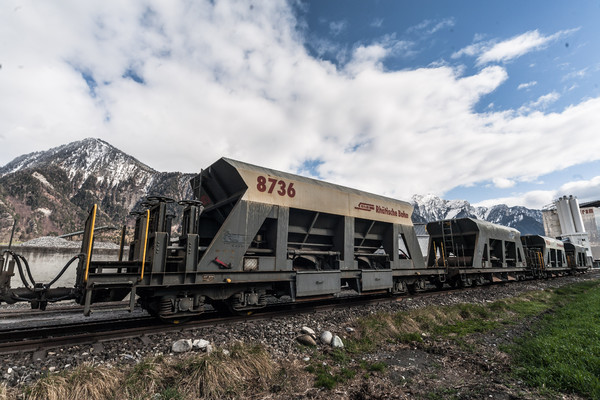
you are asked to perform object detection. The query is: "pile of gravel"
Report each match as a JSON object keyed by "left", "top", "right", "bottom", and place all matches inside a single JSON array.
[{"left": 19, "top": 236, "right": 119, "bottom": 249}]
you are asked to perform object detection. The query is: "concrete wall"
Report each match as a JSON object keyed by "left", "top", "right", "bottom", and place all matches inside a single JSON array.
[
  {"left": 581, "top": 207, "right": 600, "bottom": 262},
  {"left": 1, "top": 245, "right": 126, "bottom": 288}
]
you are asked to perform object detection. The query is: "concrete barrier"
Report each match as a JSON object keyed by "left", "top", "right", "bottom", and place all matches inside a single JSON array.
[{"left": 1, "top": 245, "right": 127, "bottom": 288}]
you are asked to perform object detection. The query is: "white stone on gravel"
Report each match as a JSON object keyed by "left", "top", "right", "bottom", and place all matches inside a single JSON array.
[
  {"left": 172, "top": 339, "right": 193, "bottom": 353},
  {"left": 320, "top": 330, "right": 333, "bottom": 345},
  {"left": 192, "top": 339, "right": 210, "bottom": 350},
  {"left": 331, "top": 335, "right": 344, "bottom": 348}
]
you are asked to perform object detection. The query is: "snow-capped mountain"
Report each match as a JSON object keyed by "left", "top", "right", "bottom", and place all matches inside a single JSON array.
[
  {"left": 411, "top": 194, "right": 544, "bottom": 235},
  {"left": 0, "top": 138, "right": 194, "bottom": 242},
  {"left": 0, "top": 138, "right": 156, "bottom": 191}
]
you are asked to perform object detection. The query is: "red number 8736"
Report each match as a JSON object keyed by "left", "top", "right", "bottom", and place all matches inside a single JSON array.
[{"left": 256, "top": 176, "right": 296, "bottom": 197}]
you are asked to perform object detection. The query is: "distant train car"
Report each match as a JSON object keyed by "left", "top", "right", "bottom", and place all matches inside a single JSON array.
[
  {"left": 521, "top": 235, "right": 569, "bottom": 278},
  {"left": 426, "top": 218, "right": 528, "bottom": 287},
  {"left": 564, "top": 242, "right": 592, "bottom": 271},
  {"left": 75, "top": 158, "right": 444, "bottom": 319}
]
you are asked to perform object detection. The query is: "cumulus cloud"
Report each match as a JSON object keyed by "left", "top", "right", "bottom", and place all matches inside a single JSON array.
[
  {"left": 493, "top": 178, "right": 515, "bottom": 189},
  {"left": 0, "top": 1, "right": 599, "bottom": 208}
]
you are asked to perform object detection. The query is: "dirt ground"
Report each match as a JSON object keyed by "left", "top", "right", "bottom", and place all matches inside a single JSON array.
[{"left": 290, "top": 317, "right": 585, "bottom": 400}]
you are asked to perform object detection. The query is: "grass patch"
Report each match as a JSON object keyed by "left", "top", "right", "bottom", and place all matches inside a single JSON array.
[
  {"left": 425, "top": 387, "right": 459, "bottom": 400},
  {"left": 24, "top": 364, "right": 122, "bottom": 400},
  {"left": 359, "top": 361, "right": 386, "bottom": 372},
  {"left": 124, "top": 355, "right": 166, "bottom": 399},
  {"left": 309, "top": 280, "right": 600, "bottom": 392},
  {"left": 510, "top": 281, "right": 600, "bottom": 399},
  {"left": 15, "top": 343, "right": 278, "bottom": 400},
  {"left": 176, "top": 343, "right": 275, "bottom": 399},
  {"left": 397, "top": 332, "right": 423, "bottom": 343},
  {"left": 306, "top": 364, "right": 356, "bottom": 389}
]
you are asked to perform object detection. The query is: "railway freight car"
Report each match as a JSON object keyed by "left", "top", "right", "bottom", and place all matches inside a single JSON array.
[
  {"left": 564, "top": 241, "right": 593, "bottom": 271},
  {"left": 520, "top": 235, "right": 582, "bottom": 277},
  {"left": 425, "top": 218, "right": 528, "bottom": 287},
  {"left": 62, "top": 158, "right": 445, "bottom": 320}
]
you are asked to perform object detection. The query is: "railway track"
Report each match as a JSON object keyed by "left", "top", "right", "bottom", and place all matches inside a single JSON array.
[
  {"left": 0, "top": 291, "right": 401, "bottom": 356},
  {"left": 1, "top": 274, "right": 586, "bottom": 358}
]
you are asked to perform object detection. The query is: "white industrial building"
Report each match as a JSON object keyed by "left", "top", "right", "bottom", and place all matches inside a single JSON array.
[{"left": 542, "top": 196, "right": 599, "bottom": 264}]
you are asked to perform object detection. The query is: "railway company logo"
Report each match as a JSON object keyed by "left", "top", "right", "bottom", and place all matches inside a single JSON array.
[
  {"left": 355, "top": 202, "right": 375, "bottom": 212},
  {"left": 354, "top": 202, "right": 409, "bottom": 219}
]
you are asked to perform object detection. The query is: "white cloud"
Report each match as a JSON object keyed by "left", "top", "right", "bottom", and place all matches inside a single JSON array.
[
  {"left": 453, "top": 28, "right": 578, "bottom": 65},
  {"left": 407, "top": 18, "right": 455, "bottom": 35},
  {"left": 473, "top": 190, "right": 556, "bottom": 209},
  {"left": 563, "top": 68, "right": 588, "bottom": 81},
  {"left": 427, "top": 18, "right": 455, "bottom": 34},
  {"left": 0, "top": 2, "right": 599, "bottom": 210},
  {"left": 370, "top": 18, "right": 383, "bottom": 28},
  {"left": 517, "top": 81, "right": 537, "bottom": 90},
  {"left": 473, "top": 176, "right": 600, "bottom": 209},
  {"left": 519, "top": 91, "right": 560, "bottom": 113},
  {"left": 493, "top": 177, "right": 515, "bottom": 189},
  {"left": 329, "top": 20, "right": 347, "bottom": 36},
  {"left": 558, "top": 176, "right": 600, "bottom": 201}
]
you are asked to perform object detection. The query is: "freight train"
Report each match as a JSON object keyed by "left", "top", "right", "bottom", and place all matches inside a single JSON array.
[{"left": 0, "top": 158, "right": 591, "bottom": 320}]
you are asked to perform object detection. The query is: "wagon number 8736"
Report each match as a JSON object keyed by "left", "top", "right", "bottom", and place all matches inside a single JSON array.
[{"left": 256, "top": 176, "right": 296, "bottom": 197}]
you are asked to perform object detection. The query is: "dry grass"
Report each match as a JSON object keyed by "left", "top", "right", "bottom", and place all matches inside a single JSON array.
[
  {"left": 123, "top": 356, "right": 167, "bottom": 400},
  {"left": 24, "top": 363, "right": 122, "bottom": 400},
  {"left": 10, "top": 342, "right": 279, "bottom": 400},
  {"left": 0, "top": 383, "right": 10, "bottom": 400},
  {"left": 176, "top": 343, "right": 276, "bottom": 399}
]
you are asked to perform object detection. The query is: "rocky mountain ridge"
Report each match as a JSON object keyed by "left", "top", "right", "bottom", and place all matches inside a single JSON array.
[
  {"left": 411, "top": 194, "right": 543, "bottom": 235},
  {"left": 0, "top": 138, "right": 194, "bottom": 242},
  {"left": 0, "top": 138, "right": 544, "bottom": 243}
]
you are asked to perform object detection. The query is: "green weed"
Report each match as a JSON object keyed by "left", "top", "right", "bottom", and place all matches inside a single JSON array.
[{"left": 510, "top": 281, "right": 600, "bottom": 399}]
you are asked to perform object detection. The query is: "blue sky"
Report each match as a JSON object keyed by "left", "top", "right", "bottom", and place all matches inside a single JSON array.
[{"left": 1, "top": 1, "right": 600, "bottom": 209}]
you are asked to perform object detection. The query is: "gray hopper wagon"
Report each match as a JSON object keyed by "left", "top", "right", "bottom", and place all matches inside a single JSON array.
[
  {"left": 521, "top": 235, "right": 583, "bottom": 277},
  {"left": 563, "top": 242, "right": 593, "bottom": 271},
  {"left": 426, "top": 218, "right": 529, "bottom": 287},
  {"left": 72, "top": 158, "right": 443, "bottom": 319}
]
